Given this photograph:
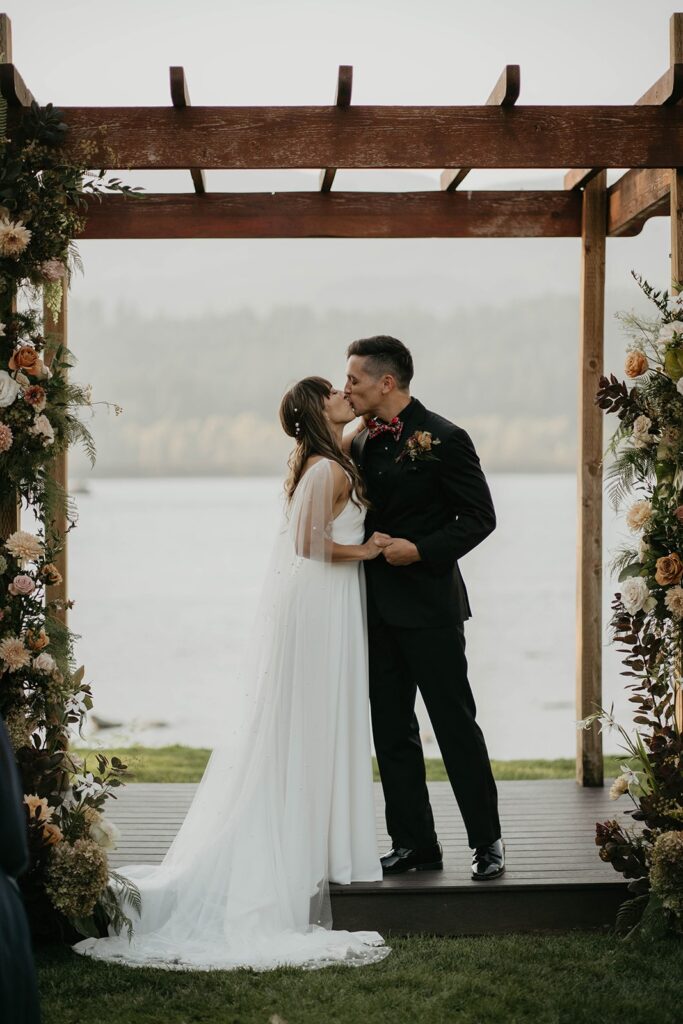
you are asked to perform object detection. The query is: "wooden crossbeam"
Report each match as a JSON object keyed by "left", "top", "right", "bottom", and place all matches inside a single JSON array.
[
  {"left": 79, "top": 190, "right": 583, "bottom": 239},
  {"left": 169, "top": 66, "right": 206, "bottom": 194},
  {"left": 319, "top": 65, "right": 353, "bottom": 192},
  {"left": 565, "top": 63, "right": 683, "bottom": 191},
  {"left": 441, "top": 65, "right": 520, "bottom": 191},
  {"left": 29, "top": 105, "right": 683, "bottom": 171},
  {"left": 0, "top": 62, "right": 35, "bottom": 107},
  {"left": 607, "top": 167, "right": 669, "bottom": 236}
]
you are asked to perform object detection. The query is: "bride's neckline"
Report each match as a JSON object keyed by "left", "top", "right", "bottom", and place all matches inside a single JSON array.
[{"left": 299, "top": 457, "right": 355, "bottom": 521}]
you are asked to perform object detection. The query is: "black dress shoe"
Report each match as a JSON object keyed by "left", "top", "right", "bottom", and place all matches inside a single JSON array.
[
  {"left": 381, "top": 841, "right": 443, "bottom": 874},
  {"left": 471, "top": 838, "right": 505, "bottom": 880}
]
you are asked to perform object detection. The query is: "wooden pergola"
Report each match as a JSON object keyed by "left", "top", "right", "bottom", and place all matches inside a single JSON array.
[{"left": 2, "top": 11, "right": 683, "bottom": 788}]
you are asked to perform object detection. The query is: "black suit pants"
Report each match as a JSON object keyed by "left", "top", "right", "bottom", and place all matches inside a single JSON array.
[{"left": 368, "top": 614, "right": 501, "bottom": 850}]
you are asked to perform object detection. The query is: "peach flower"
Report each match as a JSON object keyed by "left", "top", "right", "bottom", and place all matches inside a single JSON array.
[
  {"left": 0, "top": 218, "right": 31, "bottom": 258},
  {"left": 40, "top": 563, "right": 63, "bottom": 586},
  {"left": 625, "top": 351, "right": 649, "bottom": 378},
  {"left": 25, "top": 627, "right": 49, "bottom": 652}
]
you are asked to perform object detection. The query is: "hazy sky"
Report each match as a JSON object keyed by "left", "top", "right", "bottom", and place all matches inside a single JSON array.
[{"left": 5, "top": 1, "right": 678, "bottom": 315}]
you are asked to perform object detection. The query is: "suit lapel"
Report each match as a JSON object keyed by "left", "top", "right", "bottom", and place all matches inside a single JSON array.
[{"left": 352, "top": 427, "right": 370, "bottom": 469}]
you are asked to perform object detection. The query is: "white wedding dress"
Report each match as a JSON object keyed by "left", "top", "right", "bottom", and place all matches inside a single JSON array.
[{"left": 73, "top": 458, "right": 389, "bottom": 971}]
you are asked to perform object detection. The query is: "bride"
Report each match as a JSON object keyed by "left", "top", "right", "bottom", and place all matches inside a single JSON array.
[{"left": 73, "top": 376, "right": 392, "bottom": 971}]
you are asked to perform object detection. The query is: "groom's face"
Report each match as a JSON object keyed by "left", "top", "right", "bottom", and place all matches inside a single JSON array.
[{"left": 344, "top": 356, "right": 383, "bottom": 417}]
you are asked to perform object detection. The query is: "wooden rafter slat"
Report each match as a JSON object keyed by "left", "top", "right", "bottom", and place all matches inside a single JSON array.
[
  {"left": 319, "top": 65, "right": 352, "bottom": 192},
  {"left": 565, "top": 63, "right": 683, "bottom": 192},
  {"left": 0, "top": 62, "right": 35, "bottom": 107},
  {"left": 79, "top": 190, "right": 583, "bottom": 239},
  {"left": 37, "top": 106, "right": 683, "bottom": 170},
  {"left": 169, "top": 66, "right": 206, "bottom": 195},
  {"left": 441, "top": 65, "right": 520, "bottom": 192},
  {"left": 607, "top": 167, "right": 670, "bottom": 236}
]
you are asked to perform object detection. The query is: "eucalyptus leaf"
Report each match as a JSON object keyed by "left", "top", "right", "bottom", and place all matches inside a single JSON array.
[{"left": 618, "top": 561, "right": 645, "bottom": 582}]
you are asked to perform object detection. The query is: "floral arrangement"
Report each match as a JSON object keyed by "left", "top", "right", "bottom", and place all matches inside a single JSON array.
[
  {"left": 396, "top": 429, "right": 441, "bottom": 464},
  {"left": 582, "top": 272, "right": 683, "bottom": 939},
  {"left": 0, "top": 100, "right": 141, "bottom": 940}
]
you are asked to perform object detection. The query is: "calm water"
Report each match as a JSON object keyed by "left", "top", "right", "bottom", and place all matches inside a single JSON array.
[{"left": 59, "top": 474, "right": 632, "bottom": 759}]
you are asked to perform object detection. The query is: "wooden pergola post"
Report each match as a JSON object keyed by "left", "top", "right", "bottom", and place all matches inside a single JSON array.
[
  {"left": 576, "top": 171, "right": 607, "bottom": 787},
  {"left": 43, "top": 282, "right": 69, "bottom": 626},
  {"left": 670, "top": 13, "right": 683, "bottom": 733},
  {"left": 0, "top": 12, "right": 19, "bottom": 545}
]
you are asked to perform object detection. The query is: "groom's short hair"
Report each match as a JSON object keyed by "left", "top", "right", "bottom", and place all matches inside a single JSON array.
[{"left": 346, "top": 335, "right": 414, "bottom": 390}]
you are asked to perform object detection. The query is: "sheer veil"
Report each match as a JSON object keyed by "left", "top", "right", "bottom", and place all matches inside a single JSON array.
[{"left": 73, "top": 459, "right": 389, "bottom": 970}]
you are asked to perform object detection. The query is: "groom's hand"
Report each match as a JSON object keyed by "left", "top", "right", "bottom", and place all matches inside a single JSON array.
[{"left": 380, "top": 538, "right": 421, "bottom": 566}]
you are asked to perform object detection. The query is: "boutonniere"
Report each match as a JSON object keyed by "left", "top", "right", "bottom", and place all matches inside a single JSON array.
[{"left": 395, "top": 430, "right": 441, "bottom": 464}]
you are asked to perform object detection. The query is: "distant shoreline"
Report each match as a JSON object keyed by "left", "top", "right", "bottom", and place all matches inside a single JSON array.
[{"left": 69, "top": 468, "right": 578, "bottom": 481}]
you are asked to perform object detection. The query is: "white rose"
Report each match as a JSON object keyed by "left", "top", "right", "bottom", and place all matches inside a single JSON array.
[
  {"left": 0, "top": 369, "right": 21, "bottom": 408},
  {"left": 90, "top": 817, "right": 120, "bottom": 850},
  {"left": 29, "top": 413, "right": 54, "bottom": 446},
  {"left": 632, "top": 415, "right": 654, "bottom": 448},
  {"left": 621, "top": 576, "right": 652, "bottom": 615},
  {"left": 638, "top": 536, "right": 650, "bottom": 561},
  {"left": 657, "top": 320, "right": 683, "bottom": 345},
  {"left": 33, "top": 653, "right": 57, "bottom": 674}
]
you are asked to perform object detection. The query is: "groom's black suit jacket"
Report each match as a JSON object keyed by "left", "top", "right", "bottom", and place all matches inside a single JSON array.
[{"left": 351, "top": 397, "right": 496, "bottom": 629}]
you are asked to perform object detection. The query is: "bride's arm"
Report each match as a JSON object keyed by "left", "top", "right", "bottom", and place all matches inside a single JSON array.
[
  {"left": 342, "top": 417, "right": 367, "bottom": 455},
  {"left": 294, "top": 460, "right": 387, "bottom": 562}
]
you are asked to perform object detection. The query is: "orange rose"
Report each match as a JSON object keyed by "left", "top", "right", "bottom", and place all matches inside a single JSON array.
[
  {"left": 655, "top": 552, "right": 683, "bottom": 586},
  {"left": 25, "top": 627, "right": 49, "bottom": 652},
  {"left": 42, "top": 822, "right": 63, "bottom": 846},
  {"left": 8, "top": 346, "right": 44, "bottom": 377},
  {"left": 625, "top": 351, "right": 649, "bottom": 378},
  {"left": 40, "top": 563, "right": 63, "bottom": 586}
]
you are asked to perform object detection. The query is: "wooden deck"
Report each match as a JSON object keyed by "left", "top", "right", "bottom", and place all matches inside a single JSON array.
[{"left": 106, "top": 780, "right": 632, "bottom": 936}]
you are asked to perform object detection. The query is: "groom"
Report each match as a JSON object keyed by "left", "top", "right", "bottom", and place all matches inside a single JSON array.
[{"left": 344, "top": 335, "right": 505, "bottom": 880}]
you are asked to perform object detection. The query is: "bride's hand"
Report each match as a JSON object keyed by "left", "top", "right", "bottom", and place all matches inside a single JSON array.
[{"left": 363, "top": 532, "right": 392, "bottom": 560}]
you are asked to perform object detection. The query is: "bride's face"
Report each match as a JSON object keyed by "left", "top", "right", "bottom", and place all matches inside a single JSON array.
[{"left": 324, "top": 387, "right": 356, "bottom": 426}]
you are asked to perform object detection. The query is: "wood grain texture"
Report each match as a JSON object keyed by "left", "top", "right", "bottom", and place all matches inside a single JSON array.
[
  {"left": 0, "top": 62, "right": 35, "bottom": 107},
  {"left": 441, "top": 65, "right": 520, "bottom": 191},
  {"left": 169, "top": 66, "right": 206, "bottom": 195},
  {"left": 79, "top": 190, "right": 583, "bottom": 239},
  {"left": 0, "top": 13, "right": 12, "bottom": 62},
  {"left": 319, "top": 65, "right": 353, "bottom": 192},
  {"left": 43, "top": 281, "right": 68, "bottom": 627},
  {"left": 0, "top": 287, "right": 19, "bottom": 542},
  {"left": 105, "top": 780, "right": 632, "bottom": 935},
  {"left": 576, "top": 172, "right": 606, "bottom": 788},
  {"left": 28, "top": 105, "right": 683, "bottom": 170},
  {"left": 607, "top": 167, "right": 670, "bottom": 236},
  {"left": 565, "top": 60, "right": 683, "bottom": 192}
]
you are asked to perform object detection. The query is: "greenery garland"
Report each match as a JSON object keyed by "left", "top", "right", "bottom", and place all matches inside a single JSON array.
[
  {"left": 0, "top": 100, "right": 141, "bottom": 940},
  {"left": 584, "top": 273, "right": 683, "bottom": 940}
]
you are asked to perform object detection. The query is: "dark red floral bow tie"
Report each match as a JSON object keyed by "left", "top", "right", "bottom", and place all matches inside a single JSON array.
[{"left": 367, "top": 416, "right": 404, "bottom": 442}]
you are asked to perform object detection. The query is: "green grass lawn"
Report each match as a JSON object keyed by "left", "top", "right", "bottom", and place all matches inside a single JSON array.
[
  {"left": 73, "top": 745, "right": 626, "bottom": 783},
  {"left": 35, "top": 932, "right": 681, "bottom": 1024}
]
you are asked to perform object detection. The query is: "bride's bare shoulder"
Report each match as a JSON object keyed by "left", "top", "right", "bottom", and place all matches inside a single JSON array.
[{"left": 301, "top": 457, "right": 349, "bottom": 493}]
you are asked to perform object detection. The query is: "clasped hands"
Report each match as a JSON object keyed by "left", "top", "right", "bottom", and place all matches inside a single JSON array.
[{"left": 366, "top": 532, "right": 421, "bottom": 566}]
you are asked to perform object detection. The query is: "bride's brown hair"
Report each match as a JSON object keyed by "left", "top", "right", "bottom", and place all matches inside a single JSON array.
[{"left": 279, "top": 376, "right": 368, "bottom": 509}]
